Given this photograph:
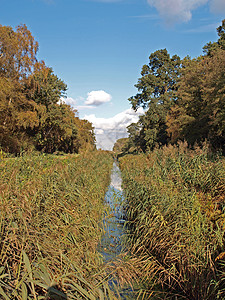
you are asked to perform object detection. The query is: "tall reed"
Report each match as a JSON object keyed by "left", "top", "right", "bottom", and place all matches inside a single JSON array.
[
  {"left": 119, "top": 142, "right": 225, "bottom": 299},
  {"left": 0, "top": 151, "right": 116, "bottom": 299}
]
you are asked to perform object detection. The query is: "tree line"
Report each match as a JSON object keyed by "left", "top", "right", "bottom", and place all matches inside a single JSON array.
[
  {"left": 0, "top": 24, "right": 95, "bottom": 154},
  {"left": 120, "top": 19, "right": 225, "bottom": 155}
]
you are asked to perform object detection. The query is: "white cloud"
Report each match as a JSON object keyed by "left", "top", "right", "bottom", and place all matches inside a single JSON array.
[
  {"left": 85, "top": 90, "right": 112, "bottom": 106},
  {"left": 60, "top": 91, "right": 112, "bottom": 109},
  {"left": 147, "top": 0, "right": 208, "bottom": 24},
  {"left": 84, "top": 108, "right": 144, "bottom": 150}
]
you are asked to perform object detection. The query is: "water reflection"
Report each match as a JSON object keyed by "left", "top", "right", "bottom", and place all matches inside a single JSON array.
[
  {"left": 100, "top": 162, "right": 125, "bottom": 262},
  {"left": 99, "top": 162, "right": 135, "bottom": 299},
  {"left": 110, "top": 162, "right": 123, "bottom": 192}
]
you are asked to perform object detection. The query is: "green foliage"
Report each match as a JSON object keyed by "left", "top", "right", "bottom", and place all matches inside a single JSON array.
[
  {"left": 139, "top": 104, "right": 168, "bottom": 151},
  {"left": 129, "top": 49, "right": 181, "bottom": 110},
  {"left": 127, "top": 49, "right": 182, "bottom": 152},
  {"left": 166, "top": 19, "right": 225, "bottom": 153},
  {"left": 119, "top": 143, "right": 225, "bottom": 299},
  {"left": 126, "top": 19, "right": 225, "bottom": 155},
  {"left": 167, "top": 48, "right": 225, "bottom": 152},
  {"left": 25, "top": 65, "right": 67, "bottom": 107},
  {"left": 0, "top": 151, "right": 115, "bottom": 299}
]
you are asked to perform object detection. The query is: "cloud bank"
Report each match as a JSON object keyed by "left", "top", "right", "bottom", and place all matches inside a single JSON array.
[
  {"left": 84, "top": 108, "right": 144, "bottom": 150},
  {"left": 85, "top": 90, "right": 112, "bottom": 106},
  {"left": 147, "top": 0, "right": 225, "bottom": 24}
]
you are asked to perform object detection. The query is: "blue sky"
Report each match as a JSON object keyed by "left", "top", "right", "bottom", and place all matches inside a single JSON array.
[{"left": 1, "top": 0, "right": 225, "bottom": 149}]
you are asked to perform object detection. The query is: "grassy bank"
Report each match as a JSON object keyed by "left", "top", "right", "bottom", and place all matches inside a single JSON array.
[
  {"left": 119, "top": 142, "right": 225, "bottom": 299},
  {"left": 0, "top": 151, "right": 114, "bottom": 299}
]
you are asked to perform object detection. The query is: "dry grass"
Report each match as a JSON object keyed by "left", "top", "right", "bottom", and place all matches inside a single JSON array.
[
  {"left": 119, "top": 142, "right": 225, "bottom": 299},
  {"left": 0, "top": 151, "right": 117, "bottom": 299}
]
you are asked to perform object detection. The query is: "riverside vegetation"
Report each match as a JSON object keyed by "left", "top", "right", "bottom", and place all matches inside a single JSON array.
[
  {"left": 119, "top": 142, "right": 225, "bottom": 299},
  {"left": 0, "top": 151, "right": 120, "bottom": 299}
]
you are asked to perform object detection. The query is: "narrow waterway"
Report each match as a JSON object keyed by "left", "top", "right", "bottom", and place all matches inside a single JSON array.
[
  {"left": 99, "top": 161, "right": 135, "bottom": 299},
  {"left": 99, "top": 161, "right": 125, "bottom": 262}
]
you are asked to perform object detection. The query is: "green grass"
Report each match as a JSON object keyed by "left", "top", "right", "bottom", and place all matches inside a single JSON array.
[
  {"left": 119, "top": 142, "right": 225, "bottom": 299},
  {"left": 0, "top": 151, "right": 117, "bottom": 299}
]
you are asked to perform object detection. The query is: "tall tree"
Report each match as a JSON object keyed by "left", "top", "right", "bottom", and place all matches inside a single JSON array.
[
  {"left": 167, "top": 49, "right": 225, "bottom": 151},
  {"left": 0, "top": 24, "right": 38, "bottom": 80},
  {"left": 128, "top": 49, "right": 182, "bottom": 151},
  {"left": 0, "top": 24, "right": 41, "bottom": 152}
]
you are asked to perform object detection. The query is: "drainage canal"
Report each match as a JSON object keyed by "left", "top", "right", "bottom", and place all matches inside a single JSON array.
[
  {"left": 100, "top": 161, "right": 125, "bottom": 262},
  {"left": 99, "top": 161, "right": 135, "bottom": 299}
]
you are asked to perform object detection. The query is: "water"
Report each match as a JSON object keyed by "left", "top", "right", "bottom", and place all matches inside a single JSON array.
[
  {"left": 99, "top": 161, "right": 125, "bottom": 262},
  {"left": 99, "top": 161, "right": 135, "bottom": 299}
]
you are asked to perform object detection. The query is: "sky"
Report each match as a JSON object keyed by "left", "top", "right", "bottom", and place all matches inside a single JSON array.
[{"left": 1, "top": 0, "right": 225, "bottom": 149}]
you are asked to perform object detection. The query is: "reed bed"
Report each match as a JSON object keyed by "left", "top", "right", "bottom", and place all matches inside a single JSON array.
[
  {"left": 0, "top": 151, "right": 116, "bottom": 299},
  {"left": 119, "top": 142, "right": 225, "bottom": 299}
]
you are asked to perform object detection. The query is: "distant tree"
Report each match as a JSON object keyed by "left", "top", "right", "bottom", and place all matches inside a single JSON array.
[{"left": 113, "top": 138, "right": 129, "bottom": 154}]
